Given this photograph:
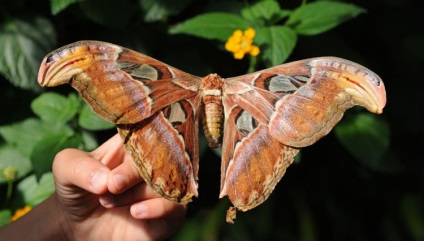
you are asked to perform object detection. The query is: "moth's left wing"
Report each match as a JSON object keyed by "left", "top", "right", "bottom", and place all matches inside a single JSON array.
[
  {"left": 38, "top": 41, "right": 201, "bottom": 124},
  {"left": 117, "top": 99, "right": 200, "bottom": 204},
  {"left": 38, "top": 41, "right": 202, "bottom": 204},
  {"left": 220, "top": 57, "right": 386, "bottom": 216}
]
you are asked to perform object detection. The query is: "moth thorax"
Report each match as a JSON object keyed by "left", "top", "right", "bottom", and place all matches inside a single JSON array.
[{"left": 202, "top": 97, "right": 224, "bottom": 148}]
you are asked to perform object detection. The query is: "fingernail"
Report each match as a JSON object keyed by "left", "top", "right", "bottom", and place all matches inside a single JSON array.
[
  {"left": 91, "top": 170, "right": 108, "bottom": 192},
  {"left": 133, "top": 203, "right": 147, "bottom": 217},
  {"left": 112, "top": 174, "right": 127, "bottom": 191},
  {"left": 99, "top": 193, "right": 115, "bottom": 208}
]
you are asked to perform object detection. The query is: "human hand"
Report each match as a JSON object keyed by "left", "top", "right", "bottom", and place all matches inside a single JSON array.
[
  {"left": 52, "top": 134, "right": 187, "bottom": 241},
  {"left": 0, "top": 134, "right": 186, "bottom": 241}
]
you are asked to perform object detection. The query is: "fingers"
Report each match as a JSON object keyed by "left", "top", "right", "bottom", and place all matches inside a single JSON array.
[
  {"left": 100, "top": 179, "right": 187, "bottom": 225},
  {"left": 53, "top": 134, "right": 187, "bottom": 240},
  {"left": 94, "top": 134, "right": 187, "bottom": 222},
  {"left": 53, "top": 148, "right": 110, "bottom": 195},
  {"left": 107, "top": 160, "right": 144, "bottom": 194},
  {"left": 91, "top": 134, "right": 143, "bottom": 196},
  {"left": 130, "top": 198, "right": 187, "bottom": 220},
  {"left": 99, "top": 181, "right": 160, "bottom": 208},
  {"left": 56, "top": 133, "right": 181, "bottom": 219},
  {"left": 90, "top": 134, "right": 132, "bottom": 168},
  {"left": 53, "top": 133, "right": 148, "bottom": 202},
  {"left": 53, "top": 134, "right": 130, "bottom": 195}
]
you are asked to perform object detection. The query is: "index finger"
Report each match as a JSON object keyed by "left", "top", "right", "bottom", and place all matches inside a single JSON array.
[{"left": 90, "top": 134, "right": 132, "bottom": 168}]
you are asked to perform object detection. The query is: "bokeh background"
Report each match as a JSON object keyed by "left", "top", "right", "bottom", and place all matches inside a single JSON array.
[{"left": 0, "top": 0, "right": 422, "bottom": 240}]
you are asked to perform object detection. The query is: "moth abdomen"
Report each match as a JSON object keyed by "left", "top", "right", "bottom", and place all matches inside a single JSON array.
[
  {"left": 202, "top": 97, "right": 224, "bottom": 148},
  {"left": 201, "top": 73, "right": 225, "bottom": 148}
]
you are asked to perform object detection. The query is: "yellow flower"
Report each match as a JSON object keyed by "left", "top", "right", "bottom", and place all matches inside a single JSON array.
[
  {"left": 225, "top": 28, "right": 260, "bottom": 59},
  {"left": 2, "top": 166, "right": 17, "bottom": 181},
  {"left": 10, "top": 205, "right": 32, "bottom": 222}
]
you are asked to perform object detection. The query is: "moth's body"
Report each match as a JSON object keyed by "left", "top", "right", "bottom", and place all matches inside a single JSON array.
[
  {"left": 38, "top": 41, "right": 386, "bottom": 222},
  {"left": 200, "top": 74, "right": 224, "bottom": 148}
]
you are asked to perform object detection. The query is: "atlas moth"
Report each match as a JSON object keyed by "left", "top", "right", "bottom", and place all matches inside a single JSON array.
[{"left": 38, "top": 41, "right": 386, "bottom": 223}]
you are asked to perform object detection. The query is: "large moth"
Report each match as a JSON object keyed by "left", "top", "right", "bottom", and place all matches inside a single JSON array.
[{"left": 38, "top": 41, "right": 386, "bottom": 223}]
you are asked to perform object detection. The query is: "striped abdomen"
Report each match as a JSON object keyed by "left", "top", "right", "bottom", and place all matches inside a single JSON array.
[
  {"left": 201, "top": 74, "right": 224, "bottom": 148},
  {"left": 202, "top": 96, "right": 224, "bottom": 147}
]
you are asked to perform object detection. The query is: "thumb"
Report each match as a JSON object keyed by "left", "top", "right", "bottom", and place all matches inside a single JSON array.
[{"left": 53, "top": 148, "right": 110, "bottom": 195}]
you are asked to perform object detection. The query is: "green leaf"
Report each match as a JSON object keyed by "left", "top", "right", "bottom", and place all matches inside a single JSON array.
[
  {"left": 0, "top": 16, "right": 56, "bottom": 91},
  {"left": 0, "top": 209, "right": 12, "bottom": 227},
  {"left": 170, "top": 13, "right": 250, "bottom": 41},
  {"left": 50, "top": 0, "right": 83, "bottom": 15},
  {"left": 140, "top": 0, "right": 193, "bottom": 22},
  {"left": 31, "top": 92, "right": 79, "bottom": 123},
  {"left": 0, "top": 118, "right": 73, "bottom": 157},
  {"left": 400, "top": 195, "right": 424, "bottom": 241},
  {"left": 78, "top": 103, "right": 115, "bottom": 131},
  {"left": 27, "top": 173, "right": 55, "bottom": 206},
  {"left": 334, "top": 113, "right": 390, "bottom": 168},
  {"left": 241, "top": 1, "right": 289, "bottom": 25},
  {"left": 0, "top": 145, "right": 32, "bottom": 184},
  {"left": 15, "top": 173, "right": 55, "bottom": 207},
  {"left": 31, "top": 132, "right": 82, "bottom": 178},
  {"left": 80, "top": 0, "right": 133, "bottom": 28},
  {"left": 287, "top": 1, "right": 365, "bottom": 35},
  {"left": 81, "top": 130, "right": 99, "bottom": 151},
  {"left": 255, "top": 26, "right": 297, "bottom": 66}
]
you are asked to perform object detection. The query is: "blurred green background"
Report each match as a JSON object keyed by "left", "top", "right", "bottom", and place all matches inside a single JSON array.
[{"left": 0, "top": 0, "right": 422, "bottom": 240}]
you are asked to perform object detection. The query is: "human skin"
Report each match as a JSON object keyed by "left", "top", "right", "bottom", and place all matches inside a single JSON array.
[{"left": 0, "top": 134, "right": 187, "bottom": 241}]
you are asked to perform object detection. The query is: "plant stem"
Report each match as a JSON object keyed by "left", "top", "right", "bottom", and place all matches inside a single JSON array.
[
  {"left": 247, "top": 56, "right": 257, "bottom": 73},
  {"left": 4, "top": 181, "right": 13, "bottom": 207}
]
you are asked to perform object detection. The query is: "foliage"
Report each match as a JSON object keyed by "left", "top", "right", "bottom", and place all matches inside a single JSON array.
[
  {"left": 171, "top": 0, "right": 364, "bottom": 66},
  {"left": 0, "top": 0, "right": 420, "bottom": 240},
  {"left": 0, "top": 16, "right": 56, "bottom": 91},
  {"left": 0, "top": 92, "right": 113, "bottom": 222}
]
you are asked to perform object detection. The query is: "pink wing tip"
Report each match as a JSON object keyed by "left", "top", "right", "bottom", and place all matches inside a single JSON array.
[
  {"left": 379, "top": 83, "right": 387, "bottom": 110},
  {"left": 372, "top": 74, "right": 387, "bottom": 114},
  {"left": 37, "top": 57, "right": 49, "bottom": 86}
]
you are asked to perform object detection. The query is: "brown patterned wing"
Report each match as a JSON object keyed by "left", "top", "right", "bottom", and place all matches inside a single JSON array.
[
  {"left": 38, "top": 41, "right": 202, "bottom": 204},
  {"left": 220, "top": 57, "right": 386, "bottom": 220},
  {"left": 38, "top": 41, "right": 201, "bottom": 124},
  {"left": 219, "top": 105, "right": 299, "bottom": 220},
  {"left": 117, "top": 99, "right": 199, "bottom": 203},
  {"left": 224, "top": 57, "right": 386, "bottom": 147}
]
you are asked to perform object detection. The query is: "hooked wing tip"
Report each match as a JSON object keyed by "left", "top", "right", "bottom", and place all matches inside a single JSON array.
[
  {"left": 374, "top": 75, "right": 386, "bottom": 114},
  {"left": 358, "top": 67, "right": 387, "bottom": 114},
  {"left": 308, "top": 57, "right": 387, "bottom": 114},
  {"left": 37, "top": 57, "right": 49, "bottom": 87}
]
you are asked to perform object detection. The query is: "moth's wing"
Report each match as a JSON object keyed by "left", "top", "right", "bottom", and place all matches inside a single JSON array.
[
  {"left": 219, "top": 105, "right": 299, "bottom": 213},
  {"left": 117, "top": 99, "right": 200, "bottom": 204},
  {"left": 220, "top": 57, "right": 386, "bottom": 214},
  {"left": 38, "top": 41, "right": 201, "bottom": 124},
  {"left": 38, "top": 41, "right": 202, "bottom": 204},
  {"left": 223, "top": 57, "right": 386, "bottom": 147}
]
